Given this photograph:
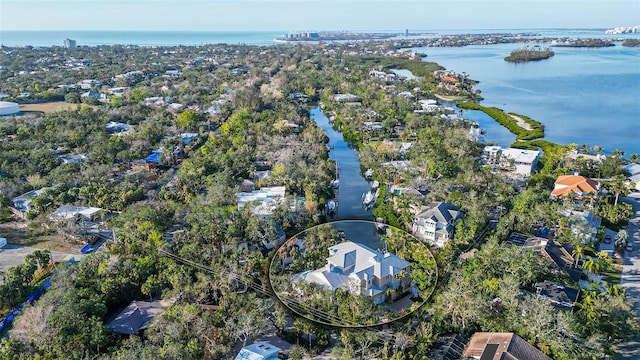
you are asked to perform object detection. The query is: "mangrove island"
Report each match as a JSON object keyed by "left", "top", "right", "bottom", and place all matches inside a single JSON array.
[{"left": 504, "top": 47, "right": 554, "bottom": 63}]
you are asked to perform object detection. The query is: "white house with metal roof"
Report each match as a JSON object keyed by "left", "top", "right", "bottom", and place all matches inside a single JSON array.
[
  {"left": 294, "top": 241, "right": 412, "bottom": 304},
  {"left": 235, "top": 342, "right": 281, "bottom": 360},
  {"left": 237, "top": 186, "right": 287, "bottom": 217},
  {"left": 49, "top": 205, "right": 103, "bottom": 222},
  {"left": 482, "top": 146, "right": 541, "bottom": 176}
]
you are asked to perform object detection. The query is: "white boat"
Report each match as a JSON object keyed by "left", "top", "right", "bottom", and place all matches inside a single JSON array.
[
  {"left": 371, "top": 180, "right": 379, "bottom": 190},
  {"left": 364, "top": 168, "right": 374, "bottom": 180},
  {"left": 362, "top": 191, "right": 374, "bottom": 207},
  {"left": 330, "top": 179, "right": 339, "bottom": 189},
  {"left": 327, "top": 199, "right": 337, "bottom": 211}
]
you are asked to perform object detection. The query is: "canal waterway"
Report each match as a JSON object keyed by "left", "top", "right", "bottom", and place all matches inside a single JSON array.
[{"left": 310, "top": 106, "right": 383, "bottom": 249}]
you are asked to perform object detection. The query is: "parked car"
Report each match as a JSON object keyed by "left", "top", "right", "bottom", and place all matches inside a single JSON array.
[
  {"left": 626, "top": 242, "right": 634, "bottom": 252},
  {"left": 604, "top": 234, "right": 612, "bottom": 244}
]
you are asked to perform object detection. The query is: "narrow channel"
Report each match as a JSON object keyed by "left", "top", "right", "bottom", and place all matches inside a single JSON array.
[{"left": 310, "top": 106, "right": 383, "bottom": 249}]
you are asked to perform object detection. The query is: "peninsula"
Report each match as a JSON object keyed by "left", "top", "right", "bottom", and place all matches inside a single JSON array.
[{"left": 554, "top": 38, "right": 615, "bottom": 47}]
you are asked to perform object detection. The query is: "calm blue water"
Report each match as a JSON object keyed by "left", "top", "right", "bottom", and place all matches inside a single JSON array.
[
  {"left": 0, "top": 31, "right": 284, "bottom": 47},
  {"left": 415, "top": 42, "right": 640, "bottom": 155}
]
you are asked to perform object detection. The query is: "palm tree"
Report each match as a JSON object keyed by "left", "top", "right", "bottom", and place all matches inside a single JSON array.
[
  {"left": 605, "top": 284, "right": 625, "bottom": 299},
  {"left": 582, "top": 257, "right": 602, "bottom": 275},
  {"left": 579, "top": 294, "right": 599, "bottom": 321},
  {"left": 385, "top": 286, "right": 395, "bottom": 303},
  {"left": 609, "top": 175, "right": 629, "bottom": 206},
  {"left": 572, "top": 245, "right": 584, "bottom": 268},
  {"left": 582, "top": 192, "right": 596, "bottom": 209}
]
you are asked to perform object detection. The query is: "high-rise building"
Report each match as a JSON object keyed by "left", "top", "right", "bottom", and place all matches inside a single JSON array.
[{"left": 64, "top": 38, "right": 77, "bottom": 48}]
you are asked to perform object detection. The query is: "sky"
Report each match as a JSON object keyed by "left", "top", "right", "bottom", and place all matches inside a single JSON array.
[{"left": 1, "top": 0, "right": 639, "bottom": 31}]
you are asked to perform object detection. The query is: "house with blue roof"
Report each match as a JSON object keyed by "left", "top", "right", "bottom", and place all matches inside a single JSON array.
[{"left": 144, "top": 151, "right": 162, "bottom": 164}]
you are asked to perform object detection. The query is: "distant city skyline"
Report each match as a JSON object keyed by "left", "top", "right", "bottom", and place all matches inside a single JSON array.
[{"left": 1, "top": 0, "right": 638, "bottom": 32}]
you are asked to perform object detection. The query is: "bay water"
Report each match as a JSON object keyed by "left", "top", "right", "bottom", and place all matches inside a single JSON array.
[{"left": 415, "top": 42, "right": 640, "bottom": 155}]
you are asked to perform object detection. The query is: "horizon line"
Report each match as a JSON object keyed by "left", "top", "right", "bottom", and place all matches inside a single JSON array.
[{"left": 0, "top": 27, "right": 617, "bottom": 32}]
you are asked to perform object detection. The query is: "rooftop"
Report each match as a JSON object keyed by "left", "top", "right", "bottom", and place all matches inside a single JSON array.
[
  {"left": 535, "top": 280, "right": 580, "bottom": 308},
  {"left": 107, "top": 300, "right": 167, "bottom": 335},
  {"left": 416, "top": 201, "right": 461, "bottom": 225},
  {"left": 50, "top": 205, "right": 102, "bottom": 221},
  {"left": 235, "top": 341, "right": 281, "bottom": 360},
  {"left": 327, "top": 241, "right": 410, "bottom": 280},
  {"left": 462, "top": 332, "right": 552, "bottom": 360},
  {"left": 551, "top": 175, "right": 599, "bottom": 197},
  {"left": 501, "top": 147, "right": 541, "bottom": 164}
]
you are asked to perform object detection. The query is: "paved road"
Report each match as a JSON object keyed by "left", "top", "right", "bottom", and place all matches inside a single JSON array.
[{"left": 616, "top": 195, "right": 640, "bottom": 359}]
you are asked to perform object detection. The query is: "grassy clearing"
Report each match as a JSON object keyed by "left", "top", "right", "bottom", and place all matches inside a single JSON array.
[
  {"left": 0, "top": 221, "right": 78, "bottom": 253},
  {"left": 434, "top": 94, "right": 467, "bottom": 102},
  {"left": 19, "top": 102, "right": 98, "bottom": 113}
]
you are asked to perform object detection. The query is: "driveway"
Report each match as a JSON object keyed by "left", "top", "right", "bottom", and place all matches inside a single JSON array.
[
  {"left": 0, "top": 244, "right": 79, "bottom": 273},
  {"left": 616, "top": 195, "right": 640, "bottom": 359}
]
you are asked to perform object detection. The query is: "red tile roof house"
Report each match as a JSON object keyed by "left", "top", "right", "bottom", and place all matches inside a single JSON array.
[
  {"left": 551, "top": 175, "right": 600, "bottom": 200},
  {"left": 462, "top": 332, "right": 552, "bottom": 360}
]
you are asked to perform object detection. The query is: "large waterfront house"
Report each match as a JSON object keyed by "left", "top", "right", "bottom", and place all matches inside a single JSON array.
[
  {"left": 412, "top": 201, "right": 462, "bottom": 247},
  {"left": 551, "top": 174, "right": 600, "bottom": 200},
  {"left": 294, "top": 241, "right": 412, "bottom": 304},
  {"left": 482, "top": 145, "right": 541, "bottom": 177}
]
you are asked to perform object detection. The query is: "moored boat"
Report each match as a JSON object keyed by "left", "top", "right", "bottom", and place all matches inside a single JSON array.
[{"left": 364, "top": 168, "right": 373, "bottom": 180}]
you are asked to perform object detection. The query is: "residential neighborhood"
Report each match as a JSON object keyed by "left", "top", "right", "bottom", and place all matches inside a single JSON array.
[{"left": 0, "top": 29, "right": 638, "bottom": 360}]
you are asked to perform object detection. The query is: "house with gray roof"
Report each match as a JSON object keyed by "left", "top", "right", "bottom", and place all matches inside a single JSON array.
[
  {"left": 294, "top": 241, "right": 412, "bottom": 304},
  {"left": 412, "top": 201, "right": 462, "bottom": 247},
  {"left": 12, "top": 187, "right": 54, "bottom": 216},
  {"left": 107, "top": 300, "right": 167, "bottom": 335},
  {"left": 506, "top": 232, "right": 582, "bottom": 282},
  {"left": 535, "top": 280, "right": 580, "bottom": 312}
]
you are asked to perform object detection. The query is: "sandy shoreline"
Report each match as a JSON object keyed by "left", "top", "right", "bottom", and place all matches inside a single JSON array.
[{"left": 509, "top": 114, "right": 533, "bottom": 131}]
